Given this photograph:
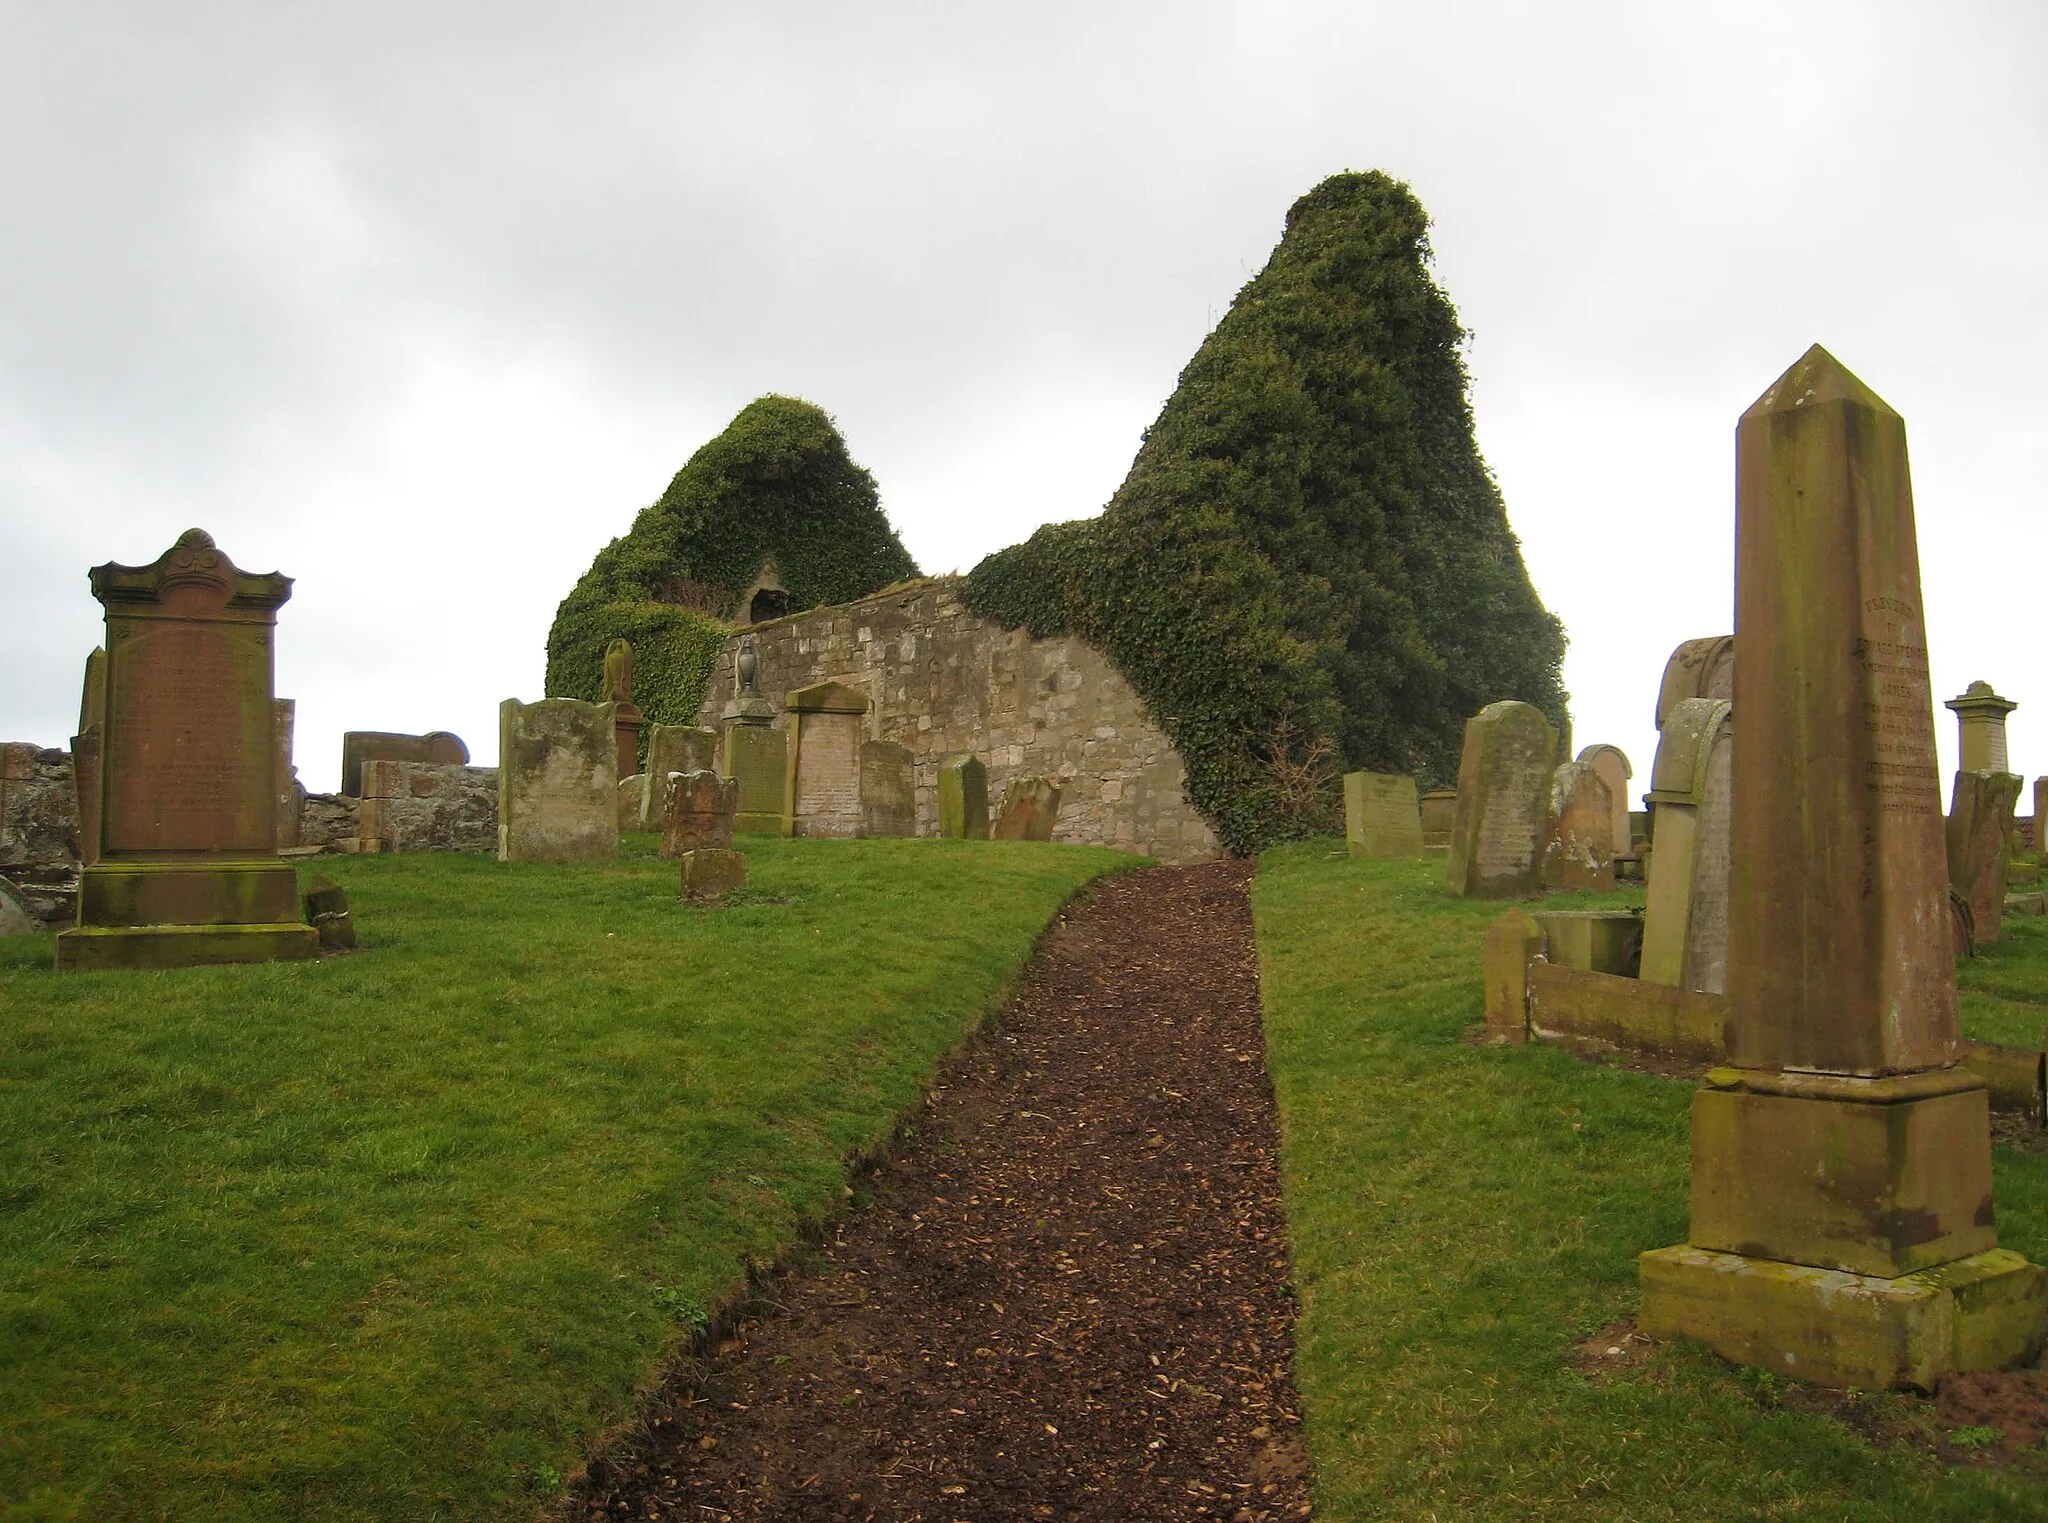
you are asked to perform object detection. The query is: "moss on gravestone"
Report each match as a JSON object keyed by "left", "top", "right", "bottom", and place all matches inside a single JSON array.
[
  {"left": 961, "top": 171, "right": 1568, "bottom": 854},
  {"left": 546, "top": 396, "right": 919, "bottom": 738}
]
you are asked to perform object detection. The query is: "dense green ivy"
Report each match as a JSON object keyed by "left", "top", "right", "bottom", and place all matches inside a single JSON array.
[
  {"left": 546, "top": 395, "right": 920, "bottom": 746},
  {"left": 963, "top": 171, "right": 1568, "bottom": 855}
]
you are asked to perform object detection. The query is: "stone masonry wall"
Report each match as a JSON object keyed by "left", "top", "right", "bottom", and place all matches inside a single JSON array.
[
  {"left": 695, "top": 578, "right": 1222, "bottom": 863},
  {"left": 0, "top": 743, "right": 80, "bottom": 929}
]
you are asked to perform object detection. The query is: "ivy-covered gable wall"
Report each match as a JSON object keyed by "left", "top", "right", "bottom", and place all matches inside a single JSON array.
[
  {"left": 963, "top": 170, "right": 1568, "bottom": 854},
  {"left": 546, "top": 396, "right": 921, "bottom": 741}
]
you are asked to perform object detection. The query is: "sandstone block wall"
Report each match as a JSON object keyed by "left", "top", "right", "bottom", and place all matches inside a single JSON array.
[
  {"left": 695, "top": 578, "right": 1221, "bottom": 863},
  {"left": 0, "top": 743, "right": 80, "bottom": 928},
  {"left": 359, "top": 761, "right": 498, "bottom": 853}
]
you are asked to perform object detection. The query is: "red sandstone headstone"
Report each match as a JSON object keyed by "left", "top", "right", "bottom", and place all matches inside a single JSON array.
[{"left": 55, "top": 529, "right": 318, "bottom": 971}]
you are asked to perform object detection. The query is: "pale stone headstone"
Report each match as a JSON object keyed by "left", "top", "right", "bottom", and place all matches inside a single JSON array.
[
  {"left": 993, "top": 775, "right": 1062, "bottom": 842},
  {"left": 937, "top": 754, "right": 989, "bottom": 840},
  {"left": 1949, "top": 770, "right": 2022, "bottom": 945},
  {"left": 1444, "top": 701, "right": 1557, "bottom": 899},
  {"left": 55, "top": 529, "right": 318, "bottom": 970},
  {"left": 497, "top": 697, "right": 619, "bottom": 863},
  {"left": 1418, "top": 788, "right": 1457, "bottom": 848},
  {"left": 1640, "top": 346, "right": 2044, "bottom": 1391},
  {"left": 1544, "top": 761, "right": 1615, "bottom": 891},
  {"left": 722, "top": 723, "right": 789, "bottom": 837},
  {"left": 1343, "top": 772, "right": 1424, "bottom": 858},
  {"left": 618, "top": 775, "right": 646, "bottom": 833},
  {"left": 660, "top": 770, "right": 738, "bottom": 858},
  {"left": 1639, "top": 698, "right": 1733, "bottom": 993},
  {"left": 1654, "top": 636, "right": 1734, "bottom": 731},
  {"left": 1575, "top": 745, "right": 1633, "bottom": 862},
  {"left": 859, "top": 740, "right": 915, "bottom": 837},
  {"left": 1947, "top": 682, "right": 2016, "bottom": 776},
  {"left": 787, "top": 680, "right": 868, "bottom": 839}
]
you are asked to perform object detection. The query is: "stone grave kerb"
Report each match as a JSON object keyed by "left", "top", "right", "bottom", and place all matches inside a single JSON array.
[
  {"left": 1946, "top": 681, "right": 2017, "bottom": 777},
  {"left": 56, "top": 528, "right": 318, "bottom": 970},
  {"left": 1639, "top": 346, "right": 2046, "bottom": 1390}
]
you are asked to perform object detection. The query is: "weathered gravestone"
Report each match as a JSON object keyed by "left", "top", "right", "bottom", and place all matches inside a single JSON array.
[
  {"left": 604, "top": 638, "right": 644, "bottom": 784},
  {"left": 0, "top": 877, "right": 36, "bottom": 937},
  {"left": 1949, "top": 770, "right": 2022, "bottom": 945},
  {"left": 1418, "top": 788, "right": 1458, "bottom": 848},
  {"left": 2036, "top": 777, "right": 2048, "bottom": 860},
  {"left": 938, "top": 754, "right": 989, "bottom": 840},
  {"left": 660, "top": 771, "right": 738, "bottom": 858},
  {"left": 641, "top": 725, "right": 720, "bottom": 831},
  {"left": 680, "top": 848, "right": 747, "bottom": 903},
  {"left": 273, "top": 698, "right": 302, "bottom": 849},
  {"left": 1576, "top": 744, "right": 1634, "bottom": 859},
  {"left": 786, "top": 680, "right": 868, "bottom": 839},
  {"left": 1544, "top": 761, "right": 1615, "bottom": 891},
  {"left": 55, "top": 529, "right": 319, "bottom": 970},
  {"left": 860, "top": 740, "right": 915, "bottom": 837},
  {"left": 340, "top": 730, "right": 468, "bottom": 797},
  {"left": 617, "top": 775, "right": 646, "bottom": 833},
  {"left": 993, "top": 776, "right": 1062, "bottom": 842},
  {"left": 1654, "top": 635, "right": 1735, "bottom": 731},
  {"left": 1639, "top": 698, "right": 1733, "bottom": 994},
  {"left": 1445, "top": 701, "right": 1557, "bottom": 899},
  {"left": 1639, "top": 346, "right": 2046, "bottom": 1390},
  {"left": 1343, "top": 772, "right": 1424, "bottom": 858},
  {"left": 723, "top": 725, "right": 789, "bottom": 837},
  {"left": 497, "top": 698, "right": 619, "bottom": 863},
  {"left": 72, "top": 646, "right": 107, "bottom": 865},
  {"left": 1947, "top": 681, "right": 2017, "bottom": 775}
]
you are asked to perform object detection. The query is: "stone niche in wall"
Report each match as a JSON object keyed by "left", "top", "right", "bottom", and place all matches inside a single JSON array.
[{"left": 696, "top": 576, "right": 1220, "bottom": 864}]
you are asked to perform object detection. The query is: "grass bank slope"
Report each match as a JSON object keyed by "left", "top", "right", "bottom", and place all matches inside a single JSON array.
[
  {"left": 1253, "top": 843, "right": 2048, "bottom": 1522},
  {"left": 0, "top": 836, "right": 1128, "bottom": 1522}
]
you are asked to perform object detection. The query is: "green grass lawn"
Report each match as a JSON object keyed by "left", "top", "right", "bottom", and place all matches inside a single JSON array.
[
  {"left": 0, "top": 835, "right": 1130, "bottom": 1522},
  {"left": 1960, "top": 911, "right": 2048, "bottom": 1049},
  {"left": 1254, "top": 842, "right": 2048, "bottom": 1522}
]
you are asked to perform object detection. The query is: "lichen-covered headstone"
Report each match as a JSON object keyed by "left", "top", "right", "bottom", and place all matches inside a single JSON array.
[
  {"left": 1639, "top": 698, "right": 1732, "bottom": 993},
  {"left": 497, "top": 697, "right": 619, "bottom": 863},
  {"left": 993, "top": 776, "right": 1062, "bottom": 842},
  {"left": 1654, "top": 635, "right": 1734, "bottom": 730},
  {"left": 787, "top": 680, "right": 869, "bottom": 839},
  {"left": 938, "top": 754, "right": 989, "bottom": 839},
  {"left": 642, "top": 725, "right": 720, "bottom": 829},
  {"left": 56, "top": 529, "right": 318, "bottom": 970},
  {"left": 680, "top": 848, "right": 746, "bottom": 902},
  {"left": 859, "top": 740, "right": 915, "bottom": 837},
  {"left": 660, "top": 770, "right": 739, "bottom": 858},
  {"left": 301, "top": 875, "right": 355, "bottom": 951},
  {"left": 1444, "top": 701, "right": 1557, "bottom": 899},
  {"left": 1418, "top": 788, "right": 1457, "bottom": 848},
  {"left": 1343, "top": 772, "right": 1424, "bottom": 858},
  {"left": 340, "top": 730, "right": 468, "bottom": 797},
  {"left": 1543, "top": 761, "right": 1615, "bottom": 891},
  {"left": 722, "top": 723, "right": 789, "bottom": 836},
  {"left": 1482, "top": 906, "right": 1545, "bottom": 1044},
  {"left": 617, "top": 775, "right": 646, "bottom": 834},
  {"left": 1639, "top": 345, "right": 2045, "bottom": 1391},
  {"left": 0, "top": 876, "right": 37, "bottom": 938},
  {"left": 1575, "top": 744, "right": 1633, "bottom": 860},
  {"left": 1949, "top": 770, "right": 2022, "bottom": 945}
]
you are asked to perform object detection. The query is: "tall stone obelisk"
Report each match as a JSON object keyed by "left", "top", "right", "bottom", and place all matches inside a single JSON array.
[{"left": 1638, "top": 347, "right": 2046, "bottom": 1390}]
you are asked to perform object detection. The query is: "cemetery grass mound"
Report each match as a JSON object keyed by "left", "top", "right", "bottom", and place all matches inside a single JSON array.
[
  {"left": 0, "top": 836, "right": 1130, "bottom": 1523},
  {"left": 1254, "top": 845, "right": 2048, "bottom": 1522}
]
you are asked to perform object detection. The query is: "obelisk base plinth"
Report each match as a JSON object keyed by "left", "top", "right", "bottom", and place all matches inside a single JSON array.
[
  {"left": 1643, "top": 1066, "right": 2047, "bottom": 1387},
  {"left": 1640, "top": 1246, "right": 2045, "bottom": 1391},
  {"left": 56, "top": 860, "right": 319, "bottom": 971}
]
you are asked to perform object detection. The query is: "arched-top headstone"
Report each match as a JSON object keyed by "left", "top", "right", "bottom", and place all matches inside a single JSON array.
[
  {"left": 1576, "top": 744, "right": 1633, "bottom": 857},
  {"left": 1655, "top": 635, "right": 1734, "bottom": 731},
  {"left": 1640, "top": 697, "right": 1732, "bottom": 992}
]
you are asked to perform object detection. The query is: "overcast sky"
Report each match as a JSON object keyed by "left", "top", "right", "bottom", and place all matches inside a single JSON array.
[{"left": 4, "top": 1, "right": 2043, "bottom": 801}]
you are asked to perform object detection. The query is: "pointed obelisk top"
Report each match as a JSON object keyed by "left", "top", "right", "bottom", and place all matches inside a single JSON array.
[{"left": 1742, "top": 343, "right": 1899, "bottom": 423}]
